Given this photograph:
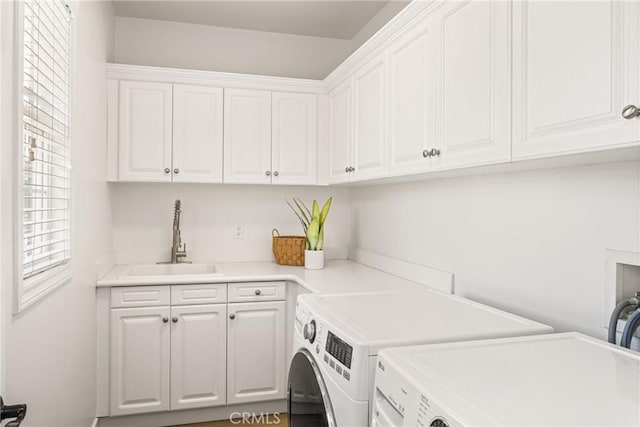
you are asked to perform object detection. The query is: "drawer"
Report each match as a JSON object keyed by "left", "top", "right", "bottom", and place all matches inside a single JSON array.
[
  {"left": 171, "top": 284, "right": 227, "bottom": 305},
  {"left": 228, "top": 281, "right": 286, "bottom": 303},
  {"left": 110, "top": 286, "right": 170, "bottom": 308}
]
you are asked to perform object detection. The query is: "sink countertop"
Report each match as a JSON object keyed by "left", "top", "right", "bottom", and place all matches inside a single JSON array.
[{"left": 97, "top": 259, "right": 430, "bottom": 295}]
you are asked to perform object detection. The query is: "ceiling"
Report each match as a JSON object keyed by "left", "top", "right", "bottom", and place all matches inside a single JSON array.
[{"left": 112, "top": 1, "right": 395, "bottom": 39}]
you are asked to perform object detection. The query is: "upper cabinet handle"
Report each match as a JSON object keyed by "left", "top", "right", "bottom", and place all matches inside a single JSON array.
[
  {"left": 164, "top": 168, "right": 171, "bottom": 174},
  {"left": 622, "top": 104, "right": 640, "bottom": 120},
  {"left": 429, "top": 148, "right": 441, "bottom": 157},
  {"left": 273, "top": 171, "right": 279, "bottom": 177},
  {"left": 265, "top": 171, "right": 272, "bottom": 176},
  {"left": 422, "top": 149, "right": 430, "bottom": 158},
  {"left": 173, "top": 168, "right": 180, "bottom": 174}
]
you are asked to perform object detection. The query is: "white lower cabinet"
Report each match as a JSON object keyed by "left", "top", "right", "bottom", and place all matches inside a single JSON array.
[
  {"left": 107, "top": 284, "right": 286, "bottom": 417},
  {"left": 170, "top": 304, "right": 227, "bottom": 410},
  {"left": 227, "top": 301, "right": 286, "bottom": 404},
  {"left": 110, "top": 307, "right": 170, "bottom": 416}
]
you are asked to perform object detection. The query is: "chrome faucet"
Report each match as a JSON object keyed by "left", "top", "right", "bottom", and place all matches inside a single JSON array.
[{"left": 167, "top": 199, "right": 189, "bottom": 264}]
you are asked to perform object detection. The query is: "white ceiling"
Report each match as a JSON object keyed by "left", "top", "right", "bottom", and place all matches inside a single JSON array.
[{"left": 112, "top": 1, "right": 396, "bottom": 39}]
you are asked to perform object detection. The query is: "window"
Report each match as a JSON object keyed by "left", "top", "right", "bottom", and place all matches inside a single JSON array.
[{"left": 17, "top": 0, "right": 73, "bottom": 311}]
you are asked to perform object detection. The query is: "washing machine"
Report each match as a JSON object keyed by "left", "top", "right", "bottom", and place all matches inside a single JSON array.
[
  {"left": 373, "top": 332, "right": 640, "bottom": 426},
  {"left": 287, "top": 290, "right": 554, "bottom": 427}
]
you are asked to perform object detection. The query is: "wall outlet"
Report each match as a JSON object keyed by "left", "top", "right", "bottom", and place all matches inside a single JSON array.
[{"left": 234, "top": 224, "right": 244, "bottom": 239}]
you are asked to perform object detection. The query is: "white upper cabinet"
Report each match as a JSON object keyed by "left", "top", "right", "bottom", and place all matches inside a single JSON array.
[
  {"left": 118, "top": 81, "right": 173, "bottom": 182},
  {"left": 387, "top": 17, "right": 436, "bottom": 176},
  {"left": 224, "top": 89, "right": 273, "bottom": 184},
  {"left": 512, "top": 0, "right": 640, "bottom": 159},
  {"left": 433, "top": 0, "right": 511, "bottom": 170},
  {"left": 353, "top": 54, "right": 388, "bottom": 181},
  {"left": 172, "top": 85, "right": 224, "bottom": 183},
  {"left": 272, "top": 93, "right": 317, "bottom": 185},
  {"left": 170, "top": 304, "right": 227, "bottom": 410},
  {"left": 328, "top": 78, "right": 354, "bottom": 184}
]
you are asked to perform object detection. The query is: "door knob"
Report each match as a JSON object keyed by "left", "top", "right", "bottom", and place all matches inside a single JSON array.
[
  {"left": 229, "top": 313, "right": 236, "bottom": 320},
  {"left": 622, "top": 104, "right": 640, "bottom": 119}
]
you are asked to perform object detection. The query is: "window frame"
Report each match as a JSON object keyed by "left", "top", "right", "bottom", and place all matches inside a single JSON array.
[{"left": 13, "top": 0, "right": 74, "bottom": 313}]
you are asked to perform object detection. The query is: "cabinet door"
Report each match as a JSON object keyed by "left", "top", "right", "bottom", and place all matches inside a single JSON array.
[
  {"left": 118, "top": 81, "right": 173, "bottom": 182},
  {"left": 328, "top": 78, "right": 353, "bottom": 184},
  {"left": 170, "top": 304, "right": 227, "bottom": 410},
  {"left": 110, "top": 307, "right": 170, "bottom": 416},
  {"left": 512, "top": 0, "right": 640, "bottom": 159},
  {"left": 434, "top": 0, "right": 511, "bottom": 170},
  {"left": 224, "top": 89, "right": 272, "bottom": 184},
  {"left": 272, "top": 92, "right": 317, "bottom": 185},
  {"left": 353, "top": 54, "right": 387, "bottom": 181},
  {"left": 172, "top": 84, "right": 223, "bottom": 183},
  {"left": 388, "top": 17, "right": 436, "bottom": 175},
  {"left": 227, "top": 301, "right": 286, "bottom": 404}
]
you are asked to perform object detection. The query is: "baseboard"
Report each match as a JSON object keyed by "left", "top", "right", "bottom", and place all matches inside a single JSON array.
[{"left": 348, "top": 248, "right": 455, "bottom": 294}]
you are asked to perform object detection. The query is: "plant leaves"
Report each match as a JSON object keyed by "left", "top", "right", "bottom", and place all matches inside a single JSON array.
[
  {"left": 317, "top": 225, "right": 324, "bottom": 250},
  {"left": 306, "top": 218, "right": 320, "bottom": 250},
  {"left": 319, "top": 197, "right": 332, "bottom": 226},
  {"left": 312, "top": 200, "right": 320, "bottom": 222},
  {"left": 293, "top": 198, "right": 310, "bottom": 226},
  {"left": 286, "top": 199, "right": 308, "bottom": 232},
  {"left": 296, "top": 197, "right": 312, "bottom": 220}
]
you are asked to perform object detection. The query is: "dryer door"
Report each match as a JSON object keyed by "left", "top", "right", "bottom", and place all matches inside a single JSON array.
[{"left": 288, "top": 349, "right": 336, "bottom": 427}]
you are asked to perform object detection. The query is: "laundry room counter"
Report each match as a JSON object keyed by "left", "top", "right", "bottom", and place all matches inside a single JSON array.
[{"left": 97, "top": 259, "right": 448, "bottom": 295}]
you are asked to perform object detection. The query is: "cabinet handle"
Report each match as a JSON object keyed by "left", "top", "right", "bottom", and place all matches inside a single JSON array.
[
  {"left": 173, "top": 168, "right": 180, "bottom": 174},
  {"left": 172, "top": 317, "right": 178, "bottom": 323},
  {"left": 164, "top": 168, "right": 171, "bottom": 174},
  {"left": 422, "top": 149, "right": 430, "bottom": 158},
  {"left": 255, "top": 289, "right": 262, "bottom": 296},
  {"left": 350, "top": 166, "right": 356, "bottom": 172},
  {"left": 265, "top": 171, "right": 272, "bottom": 176},
  {"left": 162, "top": 317, "right": 169, "bottom": 323},
  {"left": 345, "top": 166, "right": 349, "bottom": 173},
  {"left": 622, "top": 104, "right": 640, "bottom": 119},
  {"left": 229, "top": 313, "right": 236, "bottom": 320},
  {"left": 273, "top": 171, "right": 279, "bottom": 177},
  {"left": 429, "top": 148, "right": 441, "bottom": 157}
]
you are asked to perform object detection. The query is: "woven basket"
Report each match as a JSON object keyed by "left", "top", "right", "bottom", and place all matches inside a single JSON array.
[{"left": 272, "top": 229, "right": 306, "bottom": 266}]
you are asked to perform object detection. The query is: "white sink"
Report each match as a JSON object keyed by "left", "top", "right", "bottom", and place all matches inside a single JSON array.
[{"left": 119, "top": 263, "right": 222, "bottom": 278}]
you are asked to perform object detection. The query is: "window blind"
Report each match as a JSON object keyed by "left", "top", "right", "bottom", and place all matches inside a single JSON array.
[{"left": 22, "top": 0, "right": 72, "bottom": 279}]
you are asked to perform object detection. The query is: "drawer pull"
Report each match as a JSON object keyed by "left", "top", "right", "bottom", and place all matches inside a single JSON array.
[
  {"left": 255, "top": 289, "right": 262, "bottom": 296},
  {"left": 229, "top": 313, "right": 236, "bottom": 320},
  {"left": 162, "top": 317, "right": 169, "bottom": 323}
]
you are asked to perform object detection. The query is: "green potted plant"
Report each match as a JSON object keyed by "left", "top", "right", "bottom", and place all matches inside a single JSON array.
[{"left": 287, "top": 197, "right": 332, "bottom": 269}]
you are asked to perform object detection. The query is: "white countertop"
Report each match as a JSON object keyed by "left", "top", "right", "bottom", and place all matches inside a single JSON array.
[{"left": 97, "top": 259, "right": 432, "bottom": 295}]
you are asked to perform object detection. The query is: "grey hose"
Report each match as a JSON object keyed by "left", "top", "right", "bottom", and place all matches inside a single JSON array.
[
  {"left": 608, "top": 299, "right": 638, "bottom": 344},
  {"left": 621, "top": 309, "right": 640, "bottom": 349}
]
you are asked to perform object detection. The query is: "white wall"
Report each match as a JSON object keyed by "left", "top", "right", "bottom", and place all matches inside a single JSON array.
[
  {"left": 2, "top": 2, "right": 115, "bottom": 426},
  {"left": 350, "top": 162, "right": 640, "bottom": 338},
  {"left": 114, "top": 17, "right": 353, "bottom": 80},
  {"left": 112, "top": 184, "right": 350, "bottom": 265}
]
